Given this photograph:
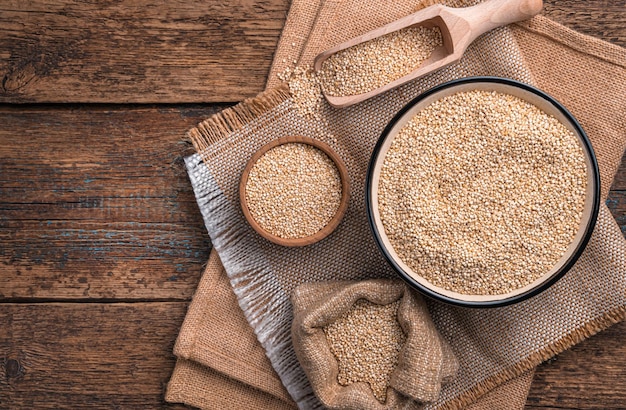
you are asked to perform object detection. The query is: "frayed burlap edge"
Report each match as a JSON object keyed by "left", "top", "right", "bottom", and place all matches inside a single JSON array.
[
  {"left": 186, "top": 83, "right": 291, "bottom": 154},
  {"left": 438, "top": 305, "right": 626, "bottom": 410},
  {"left": 516, "top": 16, "right": 626, "bottom": 67}
]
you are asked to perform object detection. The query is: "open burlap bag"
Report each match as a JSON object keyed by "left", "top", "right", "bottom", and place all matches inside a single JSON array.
[
  {"left": 183, "top": 2, "right": 626, "bottom": 405},
  {"left": 291, "top": 279, "right": 458, "bottom": 409}
]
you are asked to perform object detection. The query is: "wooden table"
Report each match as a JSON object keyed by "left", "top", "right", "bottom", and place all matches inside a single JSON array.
[{"left": 1, "top": 1, "right": 624, "bottom": 408}]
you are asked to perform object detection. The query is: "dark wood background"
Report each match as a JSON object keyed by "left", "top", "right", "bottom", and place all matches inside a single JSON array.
[{"left": 1, "top": 1, "right": 624, "bottom": 408}]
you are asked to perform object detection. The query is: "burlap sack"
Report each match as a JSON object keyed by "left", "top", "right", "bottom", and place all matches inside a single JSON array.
[
  {"left": 183, "top": 7, "right": 626, "bottom": 407},
  {"left": 291, "top": 279, "right": 458, "bottom": 409}
]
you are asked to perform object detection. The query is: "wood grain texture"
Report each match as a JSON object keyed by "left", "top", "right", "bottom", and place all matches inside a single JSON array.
[
  {"left": 526, "top": 320, "right": 626, "bottom": 409},
  {"left": 0, "top": 0, "right": 289, "bottom": 103},
  {"left": 0, "top": 0, "right": 625, "bottom": 408},
  {"left": 0, "top": 302, "right": 188, "bottom": 409},
  {"left": 0, "top": 106, "right": 226, "bottom": 300},
  {"left": 0, "top": 0, "right": 622, "bottom": 104}
]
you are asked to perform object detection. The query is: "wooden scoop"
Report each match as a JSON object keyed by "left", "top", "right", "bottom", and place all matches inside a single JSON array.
[{"left": 313, "top": 0, "right": 543, "bottom": 108}]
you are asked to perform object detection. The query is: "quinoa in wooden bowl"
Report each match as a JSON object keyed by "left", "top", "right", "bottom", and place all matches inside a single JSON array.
[{"left": 240, "top": 135, "right": 350, "bottom": 247}]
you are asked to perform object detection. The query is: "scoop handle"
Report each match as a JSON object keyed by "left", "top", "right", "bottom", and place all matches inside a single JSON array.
[{"left": 462, "top": 0, "right": 543, "bottom": 41}]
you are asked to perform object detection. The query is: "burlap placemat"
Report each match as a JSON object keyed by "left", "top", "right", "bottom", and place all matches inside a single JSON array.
[
  {"left": 167, "top": 1, "right": 624, "bottom": 408},
  {"left": 182, "top": 4, "right": 626, "bottom": 407}
]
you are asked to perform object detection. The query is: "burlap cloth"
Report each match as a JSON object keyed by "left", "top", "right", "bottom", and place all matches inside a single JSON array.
[
  {"left": 166, "top": 250, "right": 532, "bottom": 410},
  {"left": 166, "top": 0, "right": 626, "bottom": 408},
  {"left": 166, "top": 249, "right": 296, "bottom": 410}
]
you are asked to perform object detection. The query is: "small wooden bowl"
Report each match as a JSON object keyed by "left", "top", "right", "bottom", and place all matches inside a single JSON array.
[{"left": 240, "top": 135, "right": 350, "bottom": 247}]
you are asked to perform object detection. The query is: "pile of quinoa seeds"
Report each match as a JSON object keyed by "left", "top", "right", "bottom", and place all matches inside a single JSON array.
[
  {"left": 378, "top": 90, "right": 588, "bottom": 295},
  {"left": 323, "top": 299, "right": 406, "bottom": 403},
  {"left": 280, "top": 66, "right": 326, "bottom": 121},
  {"left": 319, "top": 26, "right": 443, "bottom": 97},
  {"left": 245, "top": 143, "right": 342, "bottom": 239}
]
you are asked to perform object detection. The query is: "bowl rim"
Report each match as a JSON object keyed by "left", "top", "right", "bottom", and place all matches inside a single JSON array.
[
  {"left": 240, "top": 135, "right": 351, "bottom": 247},
  {"left": 365, "top": 76, "right": 601, "bottom": 308}
]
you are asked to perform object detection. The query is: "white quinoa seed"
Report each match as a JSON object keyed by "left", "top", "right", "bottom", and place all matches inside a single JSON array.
[
  {"left": 318, "top": 26, "right": 443, "bottom": 97},
  {"left": 323, "top": 299, "right": 406, "bottom": 403},
  {"left": 245, "top": 142, "right": 342, "bottom": 239},
  {"left": 378, "top": 90, "right": 587, "bottom": 295},
  {"left": 279, "top": 65, "right": 325, "bottom": 121}
]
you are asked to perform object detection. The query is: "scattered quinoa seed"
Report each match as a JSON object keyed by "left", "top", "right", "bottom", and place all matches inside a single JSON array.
[
  {"left": 279, "top": 65, "right": 325, "bottom": 120},
  {"left": 323, "top": 299, "right": 406, "bottom": 403},
  {"left": 378, "top": 90, "right": 587, "bottom": 295},
  {"left": 245, "top": 142, "right": 342, "bottom": 239},
  {"left": 318, "top": 26, "right": 443, "bottom": 97}
]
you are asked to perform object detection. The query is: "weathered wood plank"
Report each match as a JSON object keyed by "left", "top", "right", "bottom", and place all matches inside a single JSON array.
[
  {"left": 0, "top": 106, "right": 225, "bottom": 300},
  {"left": 1, "top": 0, "right": 624, "bottom": 104},
  {"left": 0, "top": 302, "right": 188, "bottom": 409},
  {"left": 0, "top": 0, "right": 289, "bottom": 103},
  {"left": 1, "top": 103, "right": 626, "bottom": 301},
  {"left": 526, "top": 320, "right": 626, "bottom": 409}
]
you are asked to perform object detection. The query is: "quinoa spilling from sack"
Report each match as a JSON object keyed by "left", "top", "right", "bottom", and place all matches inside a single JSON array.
[
  {"left": 378, "top": 90, "right": 587, "bottom": 295},
  {"left": 319, "top": 26, "right": 443, "bottom": 97},
  {"left": 323, "top": 299, "right": 406, "bottom": 403},
  {"left": 245, "top": 142, "right": 342, "bottom": 239}
]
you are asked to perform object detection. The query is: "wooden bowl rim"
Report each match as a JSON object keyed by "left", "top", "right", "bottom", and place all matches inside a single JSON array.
[{"left": 239, "top": 135, "right": 350, "bottom": 247}]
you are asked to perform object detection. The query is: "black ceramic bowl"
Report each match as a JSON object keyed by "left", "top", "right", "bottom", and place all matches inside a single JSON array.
[{"left": 366, "top": 77, "right": 600, "bottom": 308}]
